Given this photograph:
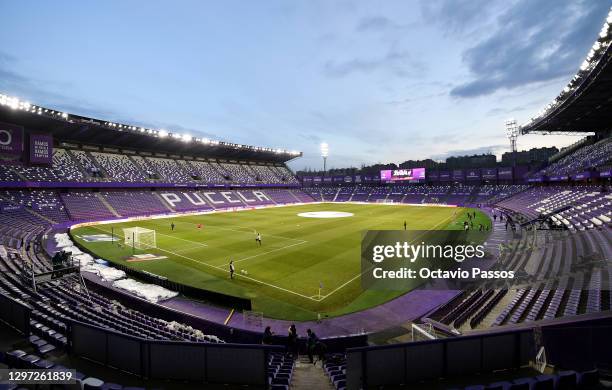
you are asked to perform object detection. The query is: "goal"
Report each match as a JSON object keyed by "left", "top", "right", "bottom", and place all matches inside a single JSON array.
[
  {"left": 411, "top": 323, "right": 436, "bottom": 342},
  {"left": 375, "top": 199, "right": 394, "bottom": 204},
  {"left": 123, "top": 227, "right": 156, "bottom": 250}
]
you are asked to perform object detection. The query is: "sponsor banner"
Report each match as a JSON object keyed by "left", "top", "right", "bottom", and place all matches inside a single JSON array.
[
  {"left": 466, "top": 169, "right": 481, "bottom": 181},
  {"left": 0, "top": 204, "right": 23, "bottom": 211},
  {"left": 481, "top": 168, "right": 497, "bottom": 180},
  {"left": 498, "top": 167, "right": 513, "bottom": 179},
  {"left": 29, "top": 133, "right": 53, "bottom": 165},
  {"left": 126, "top": 253, "right": 168, "bottom": 262},
  {"left": 428, "top": 171, "right": 439, "bottom": 181},
  {"left": 32, "top": 202, "right": 59, "bottom": 210},
  {"left": 332, "top": 176, "right": 344, "bottom": 183},
  {"left": 527, "top": 176, "right": 544, "bottom": 183},
  {"left": 0, "top": 122, "right": 24, "bottom": 156},
  {"left": 573, "top": 171, "right": 594, "bottom": 180},
  {"left": 439, "top": 171, "right": 450, "bottom": 181},
  {"left": 323, "top": 177, "right": 332, "bottom": 183},
  {"left": 380, "top": 168, "right": 426, "bottom": 182},
  {"left": 599, "top": 169, "right": 611, "bottom": 178},
  {"left": 549, "top": 175, "right": 568, "bottom": 182},
  {"left": 301, "top": 176, "right": 313, "bottom": 182},
  {"left": 344, "top": 175, "right": 353, "bottom": 183},
  {"left": 312, "top": 176, "right": 322, "bottom": 183},
  {"left": 354, "top": 175, "right": 361, "bottom": 183},
  {"left": 452, "top": 169, "right": 465, "bottom": 181}
]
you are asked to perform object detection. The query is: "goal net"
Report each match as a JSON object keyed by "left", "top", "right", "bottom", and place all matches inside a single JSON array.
[
  {"left": 123, "top": 227, "right": 156, "bottom": 250},
  {"left": 411, "top": 323, "right": 436, "bottom": 342},
  {"left": 375, "top": 199, "right": 394, "bottom": 204},
  {"left": 243, "top": 310, "right": 264, "bottom": 328}
]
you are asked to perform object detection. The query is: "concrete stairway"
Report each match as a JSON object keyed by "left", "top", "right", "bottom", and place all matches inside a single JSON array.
[{"left": 291, "top": 356, "right": 335, "bottom": 390}]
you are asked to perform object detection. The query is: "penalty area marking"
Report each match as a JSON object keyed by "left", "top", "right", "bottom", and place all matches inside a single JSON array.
[
  {"left": 89, "top": 225, "right": 320, "bottom": 302},
  {"left": 297, "top": 211, "right": 354, "bottom": 218},
  {"left": 87, "top": 209, "right": 460, "bottom": 303}
]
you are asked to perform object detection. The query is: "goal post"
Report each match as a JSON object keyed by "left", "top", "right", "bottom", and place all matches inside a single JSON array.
[
  {"left": 411, "top": 323, "right": 436, "bottom": 342},
  {"left": 123, "top": 227, "right": 157, "bottom": 250}
]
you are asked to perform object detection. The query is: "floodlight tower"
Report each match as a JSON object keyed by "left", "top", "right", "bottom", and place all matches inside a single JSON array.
[
  {"left": 320, "top": 142, "right": 329, "bottom": 174},
  {"left": 505, "top": 119, "right": 519, "bottom": 167}
]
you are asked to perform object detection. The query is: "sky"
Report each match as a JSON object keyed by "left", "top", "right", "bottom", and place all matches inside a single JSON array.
[{"left": 1, "top": 0, "right": 610, "bottom": 171}]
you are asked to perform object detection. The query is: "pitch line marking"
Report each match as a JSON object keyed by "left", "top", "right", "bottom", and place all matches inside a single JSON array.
[
  {"left": 90, "top": 208, "right": 470, "bottom": 303},
  {"left": 156, "top": 232, "right": 208, "bottom": 247},
  {"left": 144, "top": 219, "right": 308, "bottom": 260},
  {"left": 171, "top": 220, "right": 307, "bottom": 243},
  {"left": 233, "top": 241, "right": 308, "bottom": 264},
  {"left": 90, "top": 226, "right": 320, "bottom": 302},
  {"left": 319, "top": 213, "right": 457, "bottom": 301}
]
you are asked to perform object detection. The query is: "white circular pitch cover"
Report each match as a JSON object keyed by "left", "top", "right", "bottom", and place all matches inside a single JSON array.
[{"left": 297, "top": 211, "right": 354, "bottom": 218}]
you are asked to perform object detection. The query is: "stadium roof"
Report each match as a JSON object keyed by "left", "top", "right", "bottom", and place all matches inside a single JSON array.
[
  {"left": 0, "top": 93, "right": 302, "bottom": 163},
  {"left": 520, "top": 8, "right": 612, "bottom": 135}
]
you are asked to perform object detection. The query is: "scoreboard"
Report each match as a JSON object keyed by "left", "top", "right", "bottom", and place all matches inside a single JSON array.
[{"left": 380, "top": 168, "right": 425, "bottom": 182}]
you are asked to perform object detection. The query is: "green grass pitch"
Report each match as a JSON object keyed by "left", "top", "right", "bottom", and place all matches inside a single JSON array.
[{"left": 71, "top": 203, "right": 490, "bottom": 321}]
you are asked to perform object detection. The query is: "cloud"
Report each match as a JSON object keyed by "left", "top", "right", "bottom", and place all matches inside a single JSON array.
[
  {"left": 0, "top": 51, "right": 221, "bottom": 140},
  {"left": 449, "top": 0, "right": 610, "bottom": 97},
  {"left": 356, "top": 16, "right": 396, "bottom": 32},
  {"left": 420, "top": 0, "right": 499, "bottom": 35},
  {"left": 323, "top": 49, "right": 424, "bottom": 78},
  {"left": 429, "top": 144, "right": 507, "bottom": 161},
  {"left": 486, "top": 98, "right": 547, "bottom": 117}
]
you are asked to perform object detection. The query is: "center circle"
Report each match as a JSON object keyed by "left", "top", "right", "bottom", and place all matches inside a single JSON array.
[{"left": 297, "top": 211, "right": 354, "bottom": 218}]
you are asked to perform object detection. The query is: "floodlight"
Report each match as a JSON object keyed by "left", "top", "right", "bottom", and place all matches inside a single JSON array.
[
  {"left": 320, "top": 142, "right": 329, "bottom": 158},
  {"left": 159, "top": 130, "right": 168, "bottom": 138}
]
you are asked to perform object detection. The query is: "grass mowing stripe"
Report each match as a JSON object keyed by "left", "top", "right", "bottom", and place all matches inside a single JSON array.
[
  {"left": 72, "top": 203, "right": 491, "bottom": 320},
  {"left": 90, "top": 225, "right": 321, "bottom": 302},
  {"left": 320, "top": 213, "right": 456, "bottom": 300}
]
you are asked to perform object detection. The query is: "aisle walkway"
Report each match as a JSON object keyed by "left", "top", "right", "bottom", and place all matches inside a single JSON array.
[{"left": 291, "top": 356, "right": 335, "bottom": 390}]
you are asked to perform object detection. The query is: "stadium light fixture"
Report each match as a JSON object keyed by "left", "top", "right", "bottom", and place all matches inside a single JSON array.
[
  {"left": 158, "top": 130, "right": 168, "bottom": 138},
  {"left": 182, "top": 134, "right": 192, "bottom": 142},
  {"left": 320, "top": 142, "right": 329, "bottom": 173}
]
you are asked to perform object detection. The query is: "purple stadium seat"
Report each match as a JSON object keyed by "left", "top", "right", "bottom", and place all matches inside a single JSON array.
[
  {"left": 577, "top": 369, "right": 598, "bottom": 389},
  {"left": 486, "top": 382, "right": 512, "bottom": 390},
  {"left": 556, "top": 371, "right": 577, "bottom": 390},
  {"left": 82, "top": 377, "right": 105, "bottom": 390},
  {"left": 533, "top": 374, "right": 555, "bottom": 390}
]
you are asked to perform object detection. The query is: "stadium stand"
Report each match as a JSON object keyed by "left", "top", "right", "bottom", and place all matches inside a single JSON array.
[
  {"left": 533, "top": 138, "right": 612, "bottom": 178},
  {"left": 1, "top": 9, "right": 611, "bottom": 384}
]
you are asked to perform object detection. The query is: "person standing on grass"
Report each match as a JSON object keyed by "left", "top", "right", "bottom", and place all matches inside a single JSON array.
[
  {"left": 229, "top": 260, "right": 235, "bottom": 279},
  {"left": 256, "top": 232, "right": 262, "bottom": 246},
  {"left": 403, "top": 221, "right": 407, "bottom": 230},
  {"left": 171, "top": 222, "right": 175, "bottom": 231}
]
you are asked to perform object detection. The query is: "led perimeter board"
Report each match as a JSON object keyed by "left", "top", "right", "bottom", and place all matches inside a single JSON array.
[{"left": 380, "top": 168, "right": 425, "bottom": 182}]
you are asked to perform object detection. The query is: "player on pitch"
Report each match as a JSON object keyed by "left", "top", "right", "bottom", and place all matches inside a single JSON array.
[{"left": 229, "top": 260, "right": 235, "bottom": 279}]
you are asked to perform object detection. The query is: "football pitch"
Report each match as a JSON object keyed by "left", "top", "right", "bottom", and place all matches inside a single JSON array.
[{"left": 71, "top": 203, "right": 490, "bottom": 321}]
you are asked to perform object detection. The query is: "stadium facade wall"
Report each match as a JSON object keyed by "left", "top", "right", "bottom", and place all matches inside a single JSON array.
[
  {"left": 69, "top": 319, "right": 282, "bottom": 385},
  {"left": 345, "top": 315, "right": 612, "bottom": 389},
  {"left": 0, "top": 180, "right": 300, "bottom": 189},
  {"left": 0, "top": 293, "right": 31, "bottom": 336}
]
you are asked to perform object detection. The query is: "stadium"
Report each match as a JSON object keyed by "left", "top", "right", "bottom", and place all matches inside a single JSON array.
[{"left": 0, "top": 3, "right": 611, "bottom": 390}]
